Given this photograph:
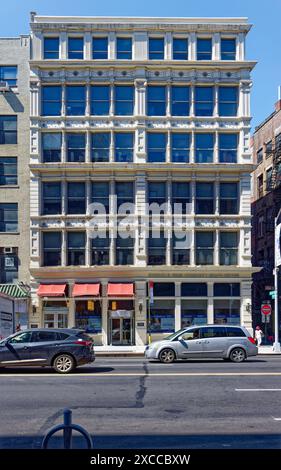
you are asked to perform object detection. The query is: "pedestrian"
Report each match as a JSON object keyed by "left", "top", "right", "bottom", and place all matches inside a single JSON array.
[
  {"left": 16, "top": 323, "right": 21, "bottom": 332},
  {"left": 254, "top": 325, "right": 263, "bottom": 347}
]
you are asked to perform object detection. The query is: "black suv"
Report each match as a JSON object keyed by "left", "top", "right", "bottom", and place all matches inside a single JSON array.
[{"left": 0, "top": 329, "right": 95, "bottom": 373}]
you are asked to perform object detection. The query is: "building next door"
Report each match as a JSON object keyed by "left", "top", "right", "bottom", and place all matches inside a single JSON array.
[{"left": 109, "top": 310, "right": 134, "bottom": 346}]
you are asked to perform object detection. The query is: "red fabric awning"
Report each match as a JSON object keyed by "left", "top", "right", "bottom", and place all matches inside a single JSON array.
[
  {"left": 107, "top": 283, "right": 134, "bottom": 297},
  {"left": 72, "top": 283, "right": 100, "bottom": 297},
  {"left": 37, "top": 284, "right": 66, "bottom": 297}
]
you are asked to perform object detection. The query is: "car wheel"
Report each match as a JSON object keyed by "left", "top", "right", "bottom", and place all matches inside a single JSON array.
[
  {"left": 53, "top": 354, "right": 75, "bottom": 374},
  {"left": 229, "top": 348, "right": 246, "bottom": 363},
  {"left": 159, "top": 348, "right": 176, "bottom": 364}
]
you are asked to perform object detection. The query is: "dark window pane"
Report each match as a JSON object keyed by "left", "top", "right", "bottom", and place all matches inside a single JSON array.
[
  {"left": 92, "top": 37, "right": 108, "bottom": 59},
  {"left": 44, "top": 37, "right": 59, "bottom": 59},
  {"left": 195, "top": 133, "right": 214, "bottom": 163},
  {"left": 181, "top": 283, "right": 207, "bottom": 296},
  {"left": 221, "top": 39, "right": 236, "bottom": 60},
  {"left": 92, "top": 182, "right": 110, "bottom": 213},
  {"left": 195, "top": 87, "right": 214, "bottom": 116},
  {"left": 0, "top": 116, "right": 17, "bottom": 144},
  {"left": 116, "top": 235, "right": 134, "bottom": 265},
  {"left": 218, "top": 87, "right": 238, "bottom": 116},
  {"left": 0, "top": 203, "right": 18, "bottom": 232},
  {"left": 220, "top": 232, "right": 238, "bottom": 265},
  {"left": 152, "top": 283, "right": 175, "bottom": 296},
  {"left": 115, "top": 132, "right": 134, "bottom": 162},
  {"left": 0, "top": 157, "right": 17, "bottom": 185},
  {"left": 68, "top": 37, "right": 84, "bottom": 59},
  {"left": 171, "top": 133, "right": 190, "bottom": 163},
  {"left": 197, "top": 38, "right": 212, "bottom": 60},
  {"left": 116, "top": 38, "right": 132, "bottom": 59},
  {"left": 42, "top": 133, "right": 62, "bottom": 162},
  {"left": 171, "top": 86, "right": 190, "bottom": 116},
  {"left": 148, "top": 232, "right": 166, "bottom": 265},
  {"left": 42, "top": 182, "right": 61, "bottom": 215},
  {"left": 66, "top": 133, "right": 86, "bottom": 162},
  {"left": 219, "top": 133, "right": 238, "bottom": 163},
  {"left": 66, "top": 86, "right": 86, "bottom": 116},
  {"left": 226, "top": 327, "right": 245, "bottom": 337},
  {"left": 42, "top": 86, "right": 62, "bottom": 116},
  {"left": 173, "top": 38, "right": 188, "bottom": 60},
  {"left": 67, "top": 232, "right": 86, "bottom": 266},
  {"left": 43, "top": 232, "right": 61, "bottom": 266},
  {"left": 0, "top": 66, "right": 17, "bottom": 86},
  {"left": 149, "top": 38, "right": 164, "bottom": 59},
  {"left": 67, "top": 182, "right": 86, "bottom": 214},
  {"left": 91, "top": 132, "right": 110, "bottom": 162},
  {"left": 214, "top": 283, "right": 240, "bottom": 296},
  {"left": 115, "top": 86, "right": 134, "bottom": 115},
  {"left": 91, "top": 232, "right": 110, "bottom": 265},
  {"left": 91, "top": 85, "right": 110, "bottom": 115},
  {"left": 196, "top": 183, "right": 214, "bottom": 214},
  {"left": 147, "top": 86, "right": 166, "bottom": 116},
  {"left": 147, "top": 133, "right": 166, "bottom": 162},
  {"left": 196, "top": 232, "right": 214, "bottom": 265},
  {"left": 220, "top": 182, "right": 239, "bottom": 214}
]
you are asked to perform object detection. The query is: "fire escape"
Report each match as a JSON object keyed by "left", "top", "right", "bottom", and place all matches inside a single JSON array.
[{"left": 267, "top": 133, "right": 281, "bottom": 211}]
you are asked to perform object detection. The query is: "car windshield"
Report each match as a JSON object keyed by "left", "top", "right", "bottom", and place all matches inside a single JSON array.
[{"left": 163, "top": 328, "right": 187, "bottom": 341}]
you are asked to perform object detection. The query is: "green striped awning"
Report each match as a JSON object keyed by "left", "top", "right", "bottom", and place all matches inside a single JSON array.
[{"left": 0, "top": 284, "right": 30, "bottom": 298}]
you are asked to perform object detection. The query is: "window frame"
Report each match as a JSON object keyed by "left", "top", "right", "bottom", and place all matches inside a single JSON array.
[
  {"left": 43, "top": 37, "right": 60, "bottom": 59},
  {"left": 68, "top": 37, "right": 84, "bottom": 60},
  {"left": 0, "top": 157, "right": 17, "bottom": 185}
]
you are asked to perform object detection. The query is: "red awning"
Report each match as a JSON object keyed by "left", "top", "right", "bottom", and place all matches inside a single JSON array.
[
  {"left": 72, "top": 283, "right": 100, "bottom": 297},
  {"left": 37, "top": 284, "right": 66, "bottom": 297},
  {"left": 107, "top": 283, "right": 134, "bottom": 297}
]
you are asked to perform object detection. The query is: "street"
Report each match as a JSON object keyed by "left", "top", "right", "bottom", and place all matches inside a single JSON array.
[{"left": 1, "top": 356, "right": 281, "bottom": 449}]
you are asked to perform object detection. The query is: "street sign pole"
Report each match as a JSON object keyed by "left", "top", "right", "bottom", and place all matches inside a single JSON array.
[{"left": 273, "top": 211, "right": 281, "bottom": 352}]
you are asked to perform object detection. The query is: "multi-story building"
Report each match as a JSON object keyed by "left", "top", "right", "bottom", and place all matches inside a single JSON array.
[
  {"left": 251, "top": 98, "right": 281, "bottom": 335},
  {"left": 29, "top": 14, "right": 257, "bottom": 349}
]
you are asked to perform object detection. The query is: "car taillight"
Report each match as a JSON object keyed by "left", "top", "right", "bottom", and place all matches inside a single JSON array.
[
  {"left": 74, "top": 340, "right": 93, "bottom": 347},
  {"left": 248, "top": 337, "right": 256, "bottom": 345}
]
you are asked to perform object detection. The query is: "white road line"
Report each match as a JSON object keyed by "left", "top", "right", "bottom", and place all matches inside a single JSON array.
[
  {"left": 236, "top": 389, "right": 281, "bottom": 392},
  {"left": 273, "top": 418, "right": 281, "bottom": 421},
  {"left": 1, "top": 372, "right": 281, "bottom": 378}
]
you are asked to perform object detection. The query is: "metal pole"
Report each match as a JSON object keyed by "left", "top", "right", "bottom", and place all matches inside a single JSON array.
[
  {"left": 274, "top": 214, "right": 281, "bottom": 352},
  {"left": 63, "top": 408, "right": 72, "bottom": 449}
]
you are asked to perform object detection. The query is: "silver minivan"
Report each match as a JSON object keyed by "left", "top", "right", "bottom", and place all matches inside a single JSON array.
[{"left": 145, "top": 325, "right": 258, "bottom": 363}]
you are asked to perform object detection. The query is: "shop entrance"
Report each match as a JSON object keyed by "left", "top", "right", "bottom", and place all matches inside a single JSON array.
[{"left": 109, "top": 311, "right": 134, "bottom": 345}]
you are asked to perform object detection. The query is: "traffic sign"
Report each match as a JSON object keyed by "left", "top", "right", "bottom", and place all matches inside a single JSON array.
[
  {"left": 261, "top": 304, "right": 272, "bottom": 315},
  {"left": 269, "top": 291, "right": 276, "bottom": 296}
]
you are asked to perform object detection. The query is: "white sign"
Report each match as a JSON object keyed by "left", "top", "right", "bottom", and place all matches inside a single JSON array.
[{"left": 275, "top": 223, "right": 281, "bottom": 267}]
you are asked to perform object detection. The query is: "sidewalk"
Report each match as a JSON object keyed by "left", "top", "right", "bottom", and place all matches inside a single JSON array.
[{"left": 258, "top": 345, "right": 281, "bottom": 355}]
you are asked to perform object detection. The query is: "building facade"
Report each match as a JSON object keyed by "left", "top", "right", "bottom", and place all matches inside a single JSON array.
[{"left": 29, "top": 15, "right": 257, "bottom": 349}]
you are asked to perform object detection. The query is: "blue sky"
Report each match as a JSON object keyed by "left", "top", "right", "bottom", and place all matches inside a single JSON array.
[{"left": 2, "top": 0, "right": 281, "bottom": 130}]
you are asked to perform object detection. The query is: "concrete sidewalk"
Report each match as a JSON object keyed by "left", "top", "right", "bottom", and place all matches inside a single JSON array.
[{"left": 258, "top": 345, "right": 281, "bottom": 355}]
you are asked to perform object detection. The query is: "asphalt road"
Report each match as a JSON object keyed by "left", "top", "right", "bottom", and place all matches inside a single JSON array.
[{"left": 1, "top": 356, "right": 281, "bottom": 449}]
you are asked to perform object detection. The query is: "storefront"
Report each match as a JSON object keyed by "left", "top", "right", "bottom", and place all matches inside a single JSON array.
[{"left": 107, "top": 283, "right": 135, "bottom": 346}]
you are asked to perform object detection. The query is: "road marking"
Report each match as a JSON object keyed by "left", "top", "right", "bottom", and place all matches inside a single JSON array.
[
  {"left": 236, "top": 388, "right": 281, "bottom": 392},
  {"left": 273, "top": 418, "right": 281, "bottom": 421},
  {"left": 2, "top": 372, "right": 281, "bottom": 378}
]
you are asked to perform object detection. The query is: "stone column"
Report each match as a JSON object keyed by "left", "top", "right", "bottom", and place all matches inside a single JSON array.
[
  {"left": 135, "top": 281, "right": 147, "bottom": 346},
  {"left": 60, "top": 32, "right": 67, "bottom": 59},
  {"left": 175, "top": 282, "right": 181, "bottom": 331},
  {"left": 135, "top": 173, "right": 147, "bottom": 267},
  {"left": 207, "top": 282, "right": 214, "bottom": 324}
]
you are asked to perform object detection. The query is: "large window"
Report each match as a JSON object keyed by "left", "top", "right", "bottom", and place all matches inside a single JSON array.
[
  {"left": 221, "top": 38, "right": 236, "bottom": 60},
  {"left": 218, "top": 87, "right": 238, "bottom": 116},
  {"left": 91, "top": 182, "right": 109, "bottom": 213},
  {"left": 67, "top": 232, "right": 86, "bottom": 266},
  {"left": 116, "top": 181, "right": 134, "bottom": 210},
  {"left": 149, "top": 38, "right": 164, "bottom": 60},
  {"left": 0, "top": 203, "right": 18, "bottom": 232},
  {"left": 116, "top": 234, "right": 134, "bottom": 265},
  {"left": 42, "top": 182, "right": 61, "bottom": 215},
  {"left": 115, "top": 133, "right": 134, "bottom": 162},
  {"left": 0, "top": 66, "right": 17, "bottom": 86},
  {"left": 91, "top": 232, "right": 110, "bottom": 265},
  {"left": 148, "top": 231, "right": 166, "bottom": 265},
  {"left": 147, "top": 133, "right": 166, "bottom": 163},
  {"left": 181, "top": 300, "right": 207, "bottom": 328},
  {"left": 92, "top": 37, "right": 108, "bottom": 59},
  {"left": 171, "top": 133, "right": 190, "bottom": 163},
  {"left": 214, "top": 283, "right": 240, "bottom": 297},
  {"left": 75, "top": 300, "right": 102, "bottom": 334},
  {"left": 196, "top": 182, "right": 214, "bottom": 214},
  {"left": 172, "top": 182, "right": 190, "bottom": 214},
  {"left": 148, "top": 182, "right": 166, "bottom": 206},
  {"left": 172, "top": 233, "right": 190, "bottom": 265},
  {"left": 219, "top": 232, "right": 238, "bottom": 266},
  {"left": 66, "top": 133, "right": 85, "bottom": 162},
  {"left": 171, "top": 86, "right": 190, "bottom": 116},
  {"left": 196, "top": 232, "right": 214, "bottom": 265},
  {"left": 147, "top": 86, "right": 166, "bottom": 116},
  {"left": 149, "top": 300, "right": 174, "bottom": 333},
  {"left": 0, "top": 157, "right": 17, "bottom": 185},
  {"left": 66, "top": 86, "right": 86, "bottom": 116},
  {"left": 173, "top": 38, "right": 188, "bottom": 60},
  {"left": 181, "top": 283, "right": 207, "bottom": 296},
  {"left": 0, "top": 248, "right": 18, "bottom": 283},
  {"left": 152, "top": 283, "right": 175, "bottom": 297},
  {"left": 115, "top": 86, "right": 134, "bottom": 115},
  {"left": 214, "top": 299, "right": 240, "bottom": 325},
  {"left": 219, "top": 134, "right": 238, "bottom": 163},
  {"left": 220, "top": 183, "right": 239, "bottom": 214},
  {"left": 195, "top": 87, "right": 214, "bottom": 116},
  {"left": 67, "top": 182, "right": 86, "bottom": 214},
  {"left": 43, "top": 38, "right": 59, "bottom": 59},
  {"left": 91, "top": 133, "right": 110, "bottom": 162},
  {"left": 0, "top": 116, "right": 17, "bottom": 144},
  {"left": 42, "top": 232, "right": 61, "bottom": 266},
  {"left": 195, "top": 133, "right": 214, "bottom": 163},
  {"left": 41, "top": 86, "right": 62, "bottom": 116},
  {"left": 42, "top": 133, "right": 62, "bottom": 163},
  {"left": 116, "top": 38, "right": 132, "bottom": 59},
  {"left": 197, "top": 38, "right": 212, "bottom": 60},
  {"left": 90, "top": 85, "right": 110, "bottom": 116},
  {"left": 68, "top": 37, "right": 84, "bottom": 59}
]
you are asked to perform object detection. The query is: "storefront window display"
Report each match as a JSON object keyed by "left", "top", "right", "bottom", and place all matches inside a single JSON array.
[
  {"left": 149, "top": 300, "right": 175, "bottom": 333},
  {"left": 75, "top": 300, "right": 102, "bottom": 333},
  {"left": 214, "top": 299, "right": 240, "bottom": 325},
  {"left": 181, "top": 300, "right": 208, "bottom": 327}
]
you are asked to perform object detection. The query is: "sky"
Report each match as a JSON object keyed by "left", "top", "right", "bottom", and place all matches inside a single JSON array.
[{"left": 1, "top": 0, "right": 281, "bottom": 130}]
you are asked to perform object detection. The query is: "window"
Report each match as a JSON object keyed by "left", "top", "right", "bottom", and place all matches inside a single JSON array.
[
  {"left": 218, "top": 87, "right": 238, "bottom": 116},
  {"left": 75, "top": 300, "right": 102, "bottom": 333},
  {"left": 257, "top": 148, "right": 263, "bottom": 165},
  {"left": 196, "top": 232, "right": 214, "bottom": 265},
  {"left": 172, "top": 182, "right": 190, "bottom": 214},
  {"left": 0, "top": 157, "right": 17, "bottom": 185},
  {"left": 41, "top": 86, "right": 62, "bottom": 116},
  {"left": 258, "top": 214, "right": 264, "bottom": 236},
  {"left": 147, "top": 133, "right": 166, "bottom": 163},
  {"left": 9, "top": 332, "right": 32, "bottom": 344},
  {"left": 221, "top": 38, "right": 236, "bottom": 60},
  {"left": 115, "top": 86, "right": 134, "bottom": 115},
  {"left": 258, "top": 174, "right": 264, "bottom": 199},
  {"left": 42, "top": 133, "right": 62, "bottom": 163},
  {"left": 219, "top": 134, "right": 238, "bottom": 163},
  {"left": 0, "top": 116, "right": 17, "bottom": 144},
  {"left": 32, "top": 331, "right": 58, "bottom": 342},
  {"left": 226, "top": 327, "right": 246, "bottom": 337},
  {"left": 181, "top": 283, "right": 207, "bottom": 297},
  {"left": 116, "top": 38, "right": 132, "bottom": 59},
  {"left": 197, "top": 38, "right": 212, "bottom": 60},
  {"left": 266, "top": 140, "right": 273, "bottom": 157},
  {"left": 171, "top": 133, "right": 190, "bottom": 163},
  {"left": 0, "top": 248, "right": 18, "bottom": 283},
  {"left": 42, "top": 182, "right": 61, "bottom": 215},
  {"left": 214, "top": 283, "right": 240, "bottom": 296},
  {"left": 200, "top": 326, "right": 227, "bottom": 338},
  {"left": 266, "top": 167, "right": 273, "bottom": 191},
  {"left": 173, "top": 38, "right": 188, "bottom": 60},
  {"left": 220, "top": 232, "right": 238, "bottom": 265},
  {"left": 147, "top": 86, "right": 166, "bottom": 116},
  {"left": 196, "top": 182, "right": 214, "bottom": 214},
  {"left": 195, "top": 134, "right": 214, "bottom": 163},
  {"left": 67, "top": 232, "right": 86, "bottom": 266},
  {"left": 220, "top": 183, "right": 239, "bottom": 214},
  {"left": 91, "top": 133, "right": 110, "bottom": 162},
  {"left": 275, "top": 133, "right": 281, "bottom": 152},
  {"left": 90, "top": 85, "right": 110, "bottom": 115},
  {"left": 148, "top": 182, "right": 166, "bottom": 206},
  {"left": 67, "top": 182, "right": 86, "bottom": 214},
  {"left": 195, "top": 86, "right": 214, "bottom": 116},
  {"left": 149, "top": 300, "right": 175, "bottom": 333},
  {"left": 214, "top": 299, "right": 240, "bottom": 325},
  {"left": 0, "top": 203, "right": 17, "bottom": 232},
  {"left": 68, "top": 37, "right": 84, "bottom": 59},
  {"left": 181, "top": 300, "right": 207, "bottom": 327},
  {"left": 149, "top": 38, "right": 164, "bottom": 60},
  {"left": 91, "top": 182, "right": 110, "bottom": 213},
  {"left": 0, "top": 66, "right": 17, "bottom": 86},
  {"left": 115, "top": 132, "right": 134, "bottom": 162},
  {"left": 43, "top": 38, "right": 59, "bottom": 59},
  {"left": 66, "top": 133, "right": 85, "bottom": 162},
  {"left": 116, "top": 181, "right": 134, "bottom": 211},
  {"left": 116, "top": 234, "right": 134, "bottom": 265},
  {"left": 171, "top": 86, "right": 190, "bottom": 116},
  {"left": 91, "top": 232, "right": 110, "bottom": 265},
  {"left": 92, "top": 37, "right": 108, "bottom": 59},
  {"left": 148, "top": 231, "right": 166, "bottom": 265},
  {"left": 66, "top": 86, "right": 86, "bottom": 116},
  {"left": 43, "top": 232, "right": 61, "bottom": 266},
  {"left": 152, "top": 283, "right": 175, "bottom": 296},
  {"left": 172, "top": 233, "right": 190, "bottom": 265}
]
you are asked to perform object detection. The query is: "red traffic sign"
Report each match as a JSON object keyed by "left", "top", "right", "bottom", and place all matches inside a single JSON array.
[{"left": 261, "top": 304, "right": 272, "bottom": 315}]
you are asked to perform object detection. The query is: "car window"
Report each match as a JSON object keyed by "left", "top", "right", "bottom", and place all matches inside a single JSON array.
[
  {"left": 200, "top": 327, "right": 226, "bottom": 339},
  {"left": 31, "top": 331, "right": 58, "bottom": 342},
  {"left": 75, "top": 332, "right": 93, "bottom": 342},
  {"left": 56, "top": 332, "right": 70, "bottom": 341},
  {"left": 181, "top": 328, "right": 200, "bottom": 341},
  {"left": 9, "top": 332, "right": 32, "bottom": 344},
  {"left": 226, "top": 327, "right": 246, "bottom": 337}
]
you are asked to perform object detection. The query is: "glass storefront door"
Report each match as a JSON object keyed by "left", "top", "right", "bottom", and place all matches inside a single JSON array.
[{"left": 109, "top": 311, "right": 134, "bottom": 345}]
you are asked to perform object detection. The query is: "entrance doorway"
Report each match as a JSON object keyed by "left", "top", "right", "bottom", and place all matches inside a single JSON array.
[{"left": 109, "top": 311, "right": 134, "bottom": 345}]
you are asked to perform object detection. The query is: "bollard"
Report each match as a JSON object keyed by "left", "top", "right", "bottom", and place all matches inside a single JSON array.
[{"left": 42, "top": 408, "right": 93, "bottom": 449}]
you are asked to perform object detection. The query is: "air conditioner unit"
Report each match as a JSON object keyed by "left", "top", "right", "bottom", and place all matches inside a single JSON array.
[
  {"left": 3, "top": 247, "right": 13, "bottom": 254},
  {"left": 0, "top": 81, "right": 9, "bottom": 92}
]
